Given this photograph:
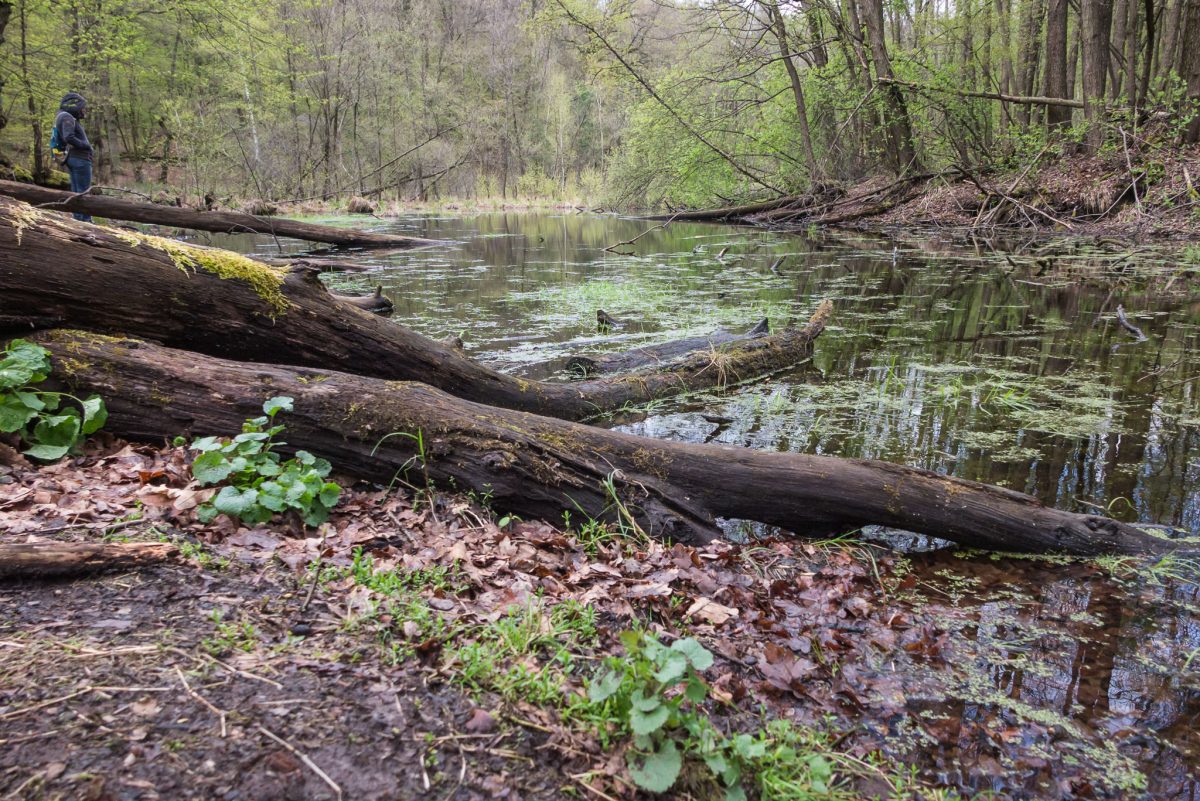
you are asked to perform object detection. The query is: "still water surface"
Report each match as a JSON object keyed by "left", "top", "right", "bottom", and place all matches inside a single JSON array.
[{"left": 204, "top": 212, "right": 1200, "bottom": 798}]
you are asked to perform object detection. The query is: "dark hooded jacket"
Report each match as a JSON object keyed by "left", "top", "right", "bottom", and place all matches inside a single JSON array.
[{"left": 55, "top": 93, "right": 93, "bottom": 161}]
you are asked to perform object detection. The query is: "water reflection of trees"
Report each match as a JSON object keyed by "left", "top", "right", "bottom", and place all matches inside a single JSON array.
[{"left": 903, "top": 556, "right": 1200, "bottom": 797}]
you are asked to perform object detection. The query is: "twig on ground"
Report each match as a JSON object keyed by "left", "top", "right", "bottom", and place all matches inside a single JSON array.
[
  {"left": 257, "top": 725, "right": 343, "bottom": 800},
  {"left": 175, "top": 666, "right": 227, "bottom": 737},
  {"left": 0, "top": 688, "right": 92, "bottom": 721},
  {"left": 167, "top": 647, "right": 284, "bottom": 689}
]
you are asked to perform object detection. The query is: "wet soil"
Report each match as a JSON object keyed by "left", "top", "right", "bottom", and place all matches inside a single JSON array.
[{"left": 0, "top": 560, "right": 566, "bottom": 801}]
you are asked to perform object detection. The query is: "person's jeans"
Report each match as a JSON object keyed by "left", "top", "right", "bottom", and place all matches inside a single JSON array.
[{"left": 65, "top": 156, "right": 93, "bottom": 222}]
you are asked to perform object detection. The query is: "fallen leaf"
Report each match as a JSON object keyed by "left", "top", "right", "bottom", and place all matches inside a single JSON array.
[{"left": 685, "top": 597, "right": 739, "bottom": 625}]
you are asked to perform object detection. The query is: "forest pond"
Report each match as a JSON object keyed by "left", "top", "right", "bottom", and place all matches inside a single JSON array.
[{"left": 206, "top": 213, "right": 1200, "bottom": 799}]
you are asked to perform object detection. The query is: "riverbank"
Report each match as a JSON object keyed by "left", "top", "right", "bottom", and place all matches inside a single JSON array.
[
  {"left": 2, "top": 435, "right": 1192, "bottom": 799},
  {"left": 690, "top": 138, "right": 1200, "bottom": 241}
]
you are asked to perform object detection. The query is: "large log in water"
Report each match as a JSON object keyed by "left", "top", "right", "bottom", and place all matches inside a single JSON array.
[
  {"left": 0, "top": 198, "right": 828, "bottom": 421},
  {"left": 0, "top": 180, "right": 436, "bottom": 248},
  {"left": 35, "top": 331, "right": 1177, "bottom": 556}
]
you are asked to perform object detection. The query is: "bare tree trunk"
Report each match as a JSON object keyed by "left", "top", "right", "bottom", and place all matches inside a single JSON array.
[
  {"left": 1181, "top": 0, "right": 1200, "bottom": 142},
  {"left": 35, "top": 330, "right": 1181, "bottom": 557},
  {"left": 1122, "top": 0, "right": 1140, "bottom": 107},
  {"left": 861, "top": 0, "right": 924, "bottom": 173},
  {"left": 1082, "top": 0, "right": 1114, "bottom": 152},
  {"left": 1016, "top": 0, "right": 1047, "bottom": 127},
  {"left": 1044, "top": 0, "right": 1073, "bottom": 129},
  {"left": 1158, "top": 0, "right": 1184, "bottom": 82},
  {"left": 997, "top": 0, "right": 1016, "bottom": 98},
  {"left": 1111, "top": 0, "right": 1130, "bottom": 97},
  {"left": 1138, "top": 0, "right": 1156, "bottom": 107},
  {"left": 763, "top": 1, "right": 821, "bottom": 179},
  {"left": 0, "top": 2, "right": 11, "bottom": 161}
]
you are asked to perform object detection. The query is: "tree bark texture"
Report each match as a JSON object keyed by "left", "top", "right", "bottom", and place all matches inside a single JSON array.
[
  {"left": 0, "top": 198, "right": 830, "bottom": 421},
  {"left": 1082, "top": 0, "right": 1114, "bottom": 152},
  {"left": 0, "top": 180, "right": 437, "bottom": 248},
  {"left": 1044, "top": 0, "right": 1073, "bottom": 129},
  {"left": 0, "top": 541, "right": 179, "bottom": 579},
  {"left": 35, "top": 331, "right": 1180, "bottom": 557}
]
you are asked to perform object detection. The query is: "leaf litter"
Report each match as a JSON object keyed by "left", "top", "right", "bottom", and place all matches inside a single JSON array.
[{"left": 0, "top": 436, "right": 1195, "bottom": 799}]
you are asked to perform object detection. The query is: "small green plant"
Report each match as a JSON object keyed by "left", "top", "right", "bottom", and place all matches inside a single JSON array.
[
  {"left": 184, "top": 396, "right": 342, "bottom": 526},
  {"left": 203, "top": 610, "right": 258, "bottom": 655},
  {"left": 579, "top": 631, "right": 847, "bottom": 799},
  {"left": 0, "top": 339, "right": 107, "bottom": 460}
]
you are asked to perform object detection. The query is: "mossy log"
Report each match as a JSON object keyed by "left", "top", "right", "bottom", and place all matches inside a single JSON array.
[
  {"left": 0, "top": 179, "right": 436, "bottom": 248},
  {"left": 0, "top": 541, "right": 179, "bottom": 579},
  {"left": 34, "top": 331, "right": 1179, "bottom": 556},
  {"left": 0, "top": 198, "right": 829, "bottom": 421},
  {"left": 567, "top": 318, "right": 771, "bottom": 376}
]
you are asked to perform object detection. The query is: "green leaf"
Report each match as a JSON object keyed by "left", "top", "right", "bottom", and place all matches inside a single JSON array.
[
  {"left": 808, "top": 754, "right": 832, "bottom": 788},
  {"left": 631, "top": 689, "right": 662, "bottom": 712},
  {"left": 630, "top": 704, "right": 670, "bottom": 736},
  {"left": 587, "top": 670, "right": 624, "bottom": 703},
  {"left": 192, "top": 451, "right": 234, "bottom": 485},
  {"left": 0, "top": 393, "right": 39, "bottom": 432},
  {"left": 190, "top": 436, "right": 225, "bottom": 452},
  {"left": 312, "top": 457, "right": 332, "bottom": 477},
  {"left": 14, "top": 391, "right": 45, "bottom": 411},
  {"left": 653, "top": 652, "right": 688, "bottom": 684},
  {"left": 684, "top": 677, "right": 708, "bottom": 703},
  {"left": 80, "top": 396, "right": 107, "bottom": 435},
  {"left": 724, "top": 785, "right": 747, "bottom": 801},
  {"left": 31, "top": 413, "right": 81, "bottom": 448},
  {"left": 256, "top": 483, "right": 288, "bottom": 512},
  {"left": 619, "top": 630, "right": 642, "bottom": 652},
  {"left": 294, "top": 450, "right": 316, "bottom": 465},
  {"left": 212, "top": 486, "right": 259, "bottom": 518},
  {"left": 301, "top": 505, "right": 330, "bottom": 527},
  {"left": 628, "top": 739, "right": 681, "bottom": 793},
  {"left": 670, "top": 638, "right": 713, "bottom": 671},
  {"left": 23, "top": 442, "right": 71, "bottom": 461},
  {"left": 703, "top": 751, "right": 728, "bottom": 775},
  {"left": 256, "top": 460, "right": 282, "bottom": 477},
  {"left": 233, "top": 432, "right": 270, "bottom": 443},
  {"left": 196, "top": 504, "right": 219, "bottom": 523},
  {"left": 0, "top": 340, "right": 50, "bottom": 387},
  {"left": 263, "top": 396, "right": 294, "bottom": 417},
  {"left": 318, "top": 482, "right": 341, "bottom": 507}
]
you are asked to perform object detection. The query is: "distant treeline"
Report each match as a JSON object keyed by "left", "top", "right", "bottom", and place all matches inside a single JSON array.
[{"left": 1, "top": 0, "right": 1198, "bottom": 208}]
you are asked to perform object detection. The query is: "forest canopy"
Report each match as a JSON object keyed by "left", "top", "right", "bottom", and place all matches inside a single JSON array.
[{"left": 2, "top": 0, "right": 1199, "bottom": 210}]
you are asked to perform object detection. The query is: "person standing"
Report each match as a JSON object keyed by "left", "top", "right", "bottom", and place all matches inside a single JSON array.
[{"left": 54, "top": 92, "right": 94, "bottom": 222}]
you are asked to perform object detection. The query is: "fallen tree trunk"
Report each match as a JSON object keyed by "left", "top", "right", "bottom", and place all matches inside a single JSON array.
[
  {"left": 566, "top": 318, "right": 770, "bottom": 376},
  {"left": 0, "top": 198, "right": 829, "bottom": 421},
  {"left": 330, "top": 286, "right": 393, "bottom": 314},
  {"left": 35, "top": 331, "right": 1179, "bottom": 556},
  {"left": 0, "top": 541, "right": 179, "bottom": 579},
  {"left": 0, "top": 180, "right": 437, "bottom": 248}
]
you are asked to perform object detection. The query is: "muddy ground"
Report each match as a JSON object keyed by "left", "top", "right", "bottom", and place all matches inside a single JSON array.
[{"left": 1, "top": 439, "right": 1196, "bottom": 800}]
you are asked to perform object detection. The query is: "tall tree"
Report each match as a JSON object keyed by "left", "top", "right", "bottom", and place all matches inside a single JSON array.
[
  {"left": 1081, "top": 0, "right": 1114, "bottom": 152},
  {"left": 1043, "top": 0, "right": 1072, "bottom": 130},
  {"left": 861, "top": 0, "right": 923, "bottom": 172}
]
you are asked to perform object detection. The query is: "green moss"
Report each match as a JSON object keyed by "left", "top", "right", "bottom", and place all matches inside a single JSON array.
[{"left": 112, "top": 229, "right": 291, "bottom": 317}]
